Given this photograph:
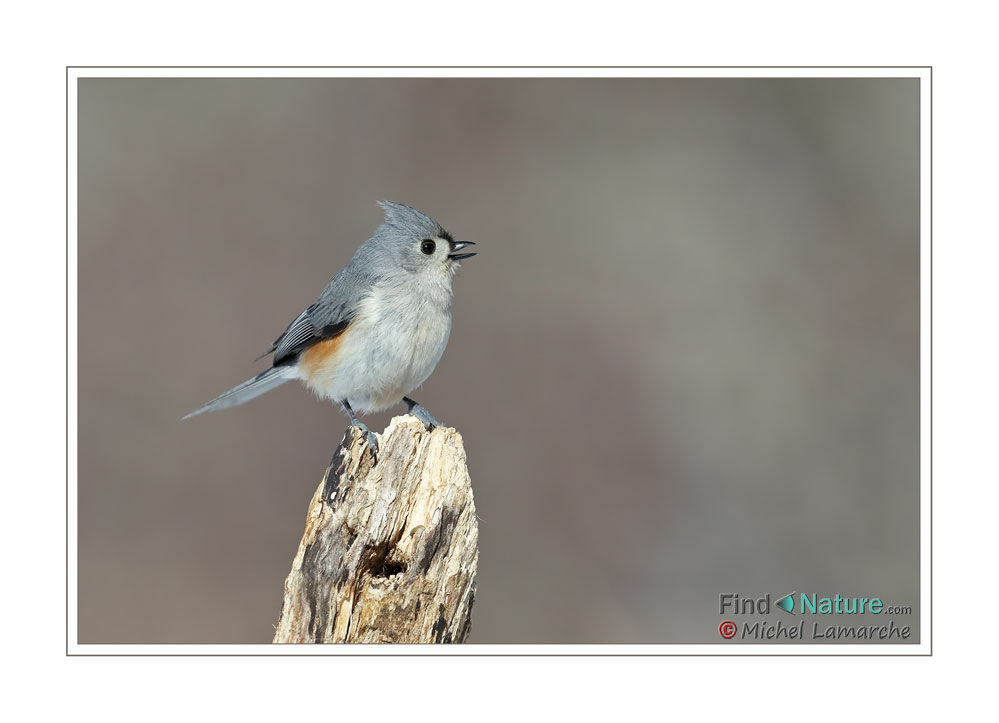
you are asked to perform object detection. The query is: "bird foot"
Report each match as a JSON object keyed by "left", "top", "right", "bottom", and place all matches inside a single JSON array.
[
  {"left": 404, "top": 397, "right": 441, "bottom": 430},
  {"left": 352, "top": 422, "right": 379, "bottom": 458}
]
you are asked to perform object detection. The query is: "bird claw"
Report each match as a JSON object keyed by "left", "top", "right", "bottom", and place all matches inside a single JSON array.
[
  {"left": 352, "top": 422, "right": 379, "bottom": 458},
  {"left": 405, "top": 400, "right": 441, "bottom": 430}
]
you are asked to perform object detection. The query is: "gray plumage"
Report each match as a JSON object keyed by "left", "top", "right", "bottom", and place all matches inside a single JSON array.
[
  {"left": 260, "top": 201, "right": 453, "bottom": 365},
  {"left": 182, "top": 366, "right": 294, "bottom": 420},
  {"left": 183, "top": 201, "right": 475, "bottom": 437}
]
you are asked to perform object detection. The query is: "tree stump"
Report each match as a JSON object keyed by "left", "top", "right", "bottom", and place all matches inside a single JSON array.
[{"left": 273, "top": 415, "right": 478, "bottom": 643}]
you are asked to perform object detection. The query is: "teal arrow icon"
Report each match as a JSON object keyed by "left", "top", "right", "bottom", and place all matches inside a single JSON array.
[{"left": 775, "top": 592, "right": 795, "bottom": 613}]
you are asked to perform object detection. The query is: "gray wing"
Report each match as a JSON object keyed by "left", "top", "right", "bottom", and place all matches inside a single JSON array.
[{"left": 265, "top": 265, "right": 371, "bottom": 366}]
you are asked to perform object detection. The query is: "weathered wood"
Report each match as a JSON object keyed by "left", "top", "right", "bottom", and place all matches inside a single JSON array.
[{"left": 273, "top": 415, "right": 478, "bottom": 643}]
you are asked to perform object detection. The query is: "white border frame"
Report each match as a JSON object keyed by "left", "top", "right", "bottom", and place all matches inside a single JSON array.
[{"left": 67, "top": 66, "right": 931, "bottom": 656}]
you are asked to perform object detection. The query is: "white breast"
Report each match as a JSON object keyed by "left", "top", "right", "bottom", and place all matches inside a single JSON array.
[{"left": 297, "top": 285, "right": 452, "bottom": 414}]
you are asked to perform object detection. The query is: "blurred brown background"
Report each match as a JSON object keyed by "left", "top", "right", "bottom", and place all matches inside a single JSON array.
[{"left": 77, "top": 77, "right": 919, "bottom": 644}]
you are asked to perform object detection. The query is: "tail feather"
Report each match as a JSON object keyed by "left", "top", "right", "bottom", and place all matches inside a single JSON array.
[{"left": 183, "top": 366, "right": 294, "bottom": 420}]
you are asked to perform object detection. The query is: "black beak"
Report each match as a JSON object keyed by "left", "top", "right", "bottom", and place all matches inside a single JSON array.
[{"left": 448, "top": 240, "right": 477, "bottom": 261}]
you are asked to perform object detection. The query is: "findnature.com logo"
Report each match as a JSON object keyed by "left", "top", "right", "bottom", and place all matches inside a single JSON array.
[{"left": 717, "top": 592, "right": 914, "bottom": 641}]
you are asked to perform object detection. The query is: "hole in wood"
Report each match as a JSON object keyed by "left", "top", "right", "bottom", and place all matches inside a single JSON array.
[{"left": 360, "top": 541, "right": 408, "bottom": 579}]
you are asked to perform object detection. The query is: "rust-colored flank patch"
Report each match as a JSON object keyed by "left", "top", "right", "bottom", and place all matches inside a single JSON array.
[{"left": 299, "top": 330, "right": 348, "bottom": 377}]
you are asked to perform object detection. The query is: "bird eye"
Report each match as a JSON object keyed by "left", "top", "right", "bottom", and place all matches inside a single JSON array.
[{"left": 420, "top": 239, "right": 436, "bottom": 255}]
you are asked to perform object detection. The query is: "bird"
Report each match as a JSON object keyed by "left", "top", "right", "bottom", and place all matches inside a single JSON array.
[{"left": 183, "top": 200, "right": 476, "bottom": 456}]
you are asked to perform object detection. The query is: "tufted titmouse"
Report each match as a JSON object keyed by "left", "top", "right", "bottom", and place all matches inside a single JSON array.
[{"left": 183, "top": 200, "right": 475, "bottom": 455}]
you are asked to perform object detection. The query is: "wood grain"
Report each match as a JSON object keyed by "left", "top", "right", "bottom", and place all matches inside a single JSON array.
[{"left": 273, "top": 415, "right": 478, "bottom": 643}]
